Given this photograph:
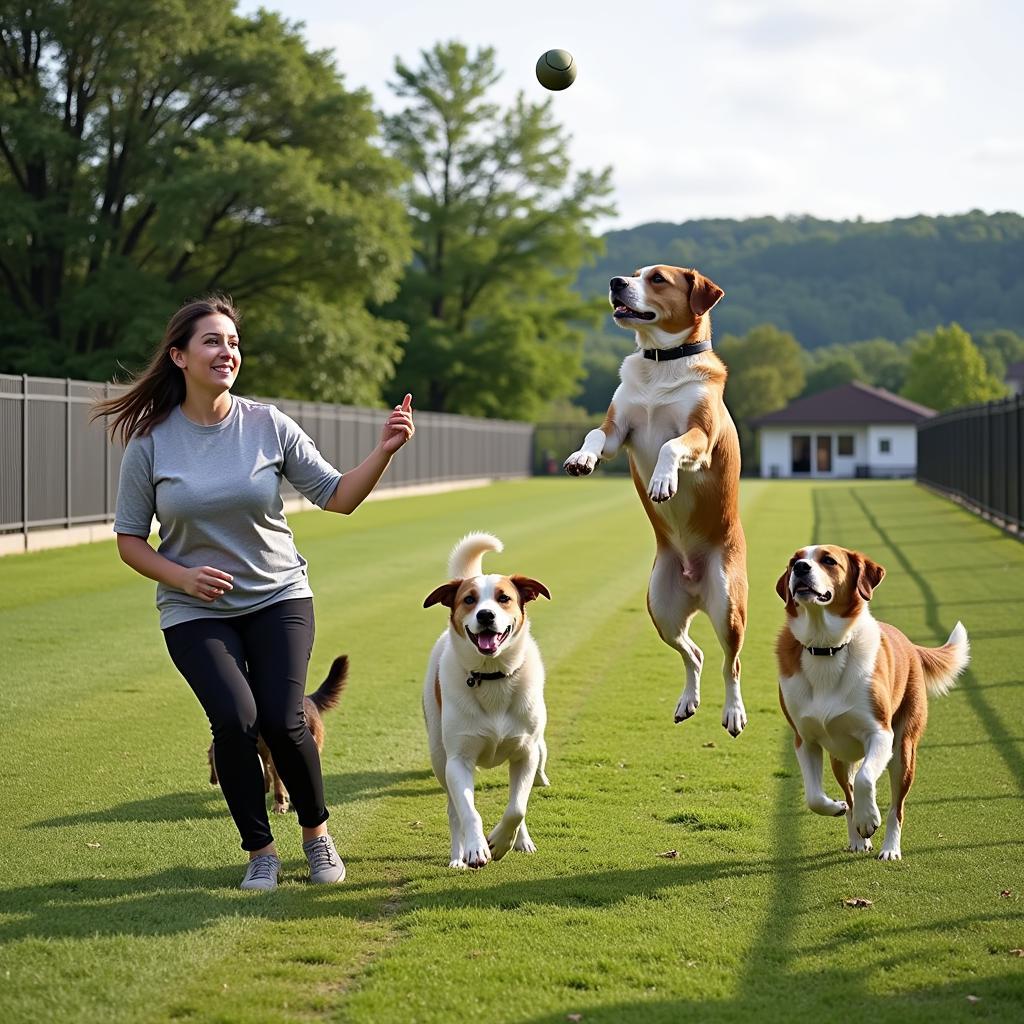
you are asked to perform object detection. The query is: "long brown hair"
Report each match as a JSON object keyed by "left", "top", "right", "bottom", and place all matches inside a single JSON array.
[{"left": 92, "top": 295, "right": 241, "bottom": 444}]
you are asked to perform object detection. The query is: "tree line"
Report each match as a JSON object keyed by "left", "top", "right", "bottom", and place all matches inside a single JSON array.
[{"left": 2, "top": 2, "right": 1020, "bottom": 425}]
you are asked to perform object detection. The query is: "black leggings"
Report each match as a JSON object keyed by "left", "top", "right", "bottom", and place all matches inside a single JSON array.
[{"left": 163, "top": 598, "right": 327, "bottom": 851}]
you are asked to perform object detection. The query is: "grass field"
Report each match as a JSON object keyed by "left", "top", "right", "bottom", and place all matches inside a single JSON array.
[{"left": 0, "top": 478, "right": 1022, "bottom": 1023}]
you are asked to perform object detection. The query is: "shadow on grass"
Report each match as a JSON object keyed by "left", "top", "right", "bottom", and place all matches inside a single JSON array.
[
  {"left": 5, "top": 835, "right": 1021, "bottom": 947},
  {"left": 847, "top": 488, "right": 1024, "bottom": 796},
  {"left": 513, "top": 972, "right": 1024, "bottom": 1024},
  {"left": 27, "top": 768, "right": 435, "bottom": 829}
]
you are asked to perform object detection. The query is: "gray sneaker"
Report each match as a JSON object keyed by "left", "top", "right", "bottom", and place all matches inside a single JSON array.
[
  {"left": 240, "top": 853, "right": 281, "bottom": 891},
  {"left": 302, "top": 834, "right": 346, "bottom": 884}
]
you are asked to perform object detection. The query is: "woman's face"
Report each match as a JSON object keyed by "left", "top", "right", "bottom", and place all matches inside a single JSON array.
[{"left": 170, "top": 313, "right": 241, "bottom": 395}]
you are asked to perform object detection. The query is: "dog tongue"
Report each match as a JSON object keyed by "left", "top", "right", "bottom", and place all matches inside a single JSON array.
[{"left": 476, "top": 631, "right": 499, "bottom": 654}]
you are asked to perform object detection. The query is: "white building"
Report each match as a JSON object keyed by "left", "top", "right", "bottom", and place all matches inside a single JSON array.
[{"left": 752, "top": 381, "right": 935, "bottom": 479}]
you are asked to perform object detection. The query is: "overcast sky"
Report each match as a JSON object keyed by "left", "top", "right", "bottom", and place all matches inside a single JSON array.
[{"left": 238, "top": 0, "right": 1021, "bottom": 232}]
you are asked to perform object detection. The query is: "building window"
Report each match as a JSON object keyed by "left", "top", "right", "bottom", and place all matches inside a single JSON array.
[
  {"left": 879, "top": 437, "right": 892, "bottom": 454},
  {"left": 837, "top": 435, "right": 854, "bottom": 456},
  {"left": 791, "top": 435, "right": 811, "bottom": 473}
]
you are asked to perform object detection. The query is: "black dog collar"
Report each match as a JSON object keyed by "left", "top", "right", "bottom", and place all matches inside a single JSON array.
[
  {"left": 643, "top": 340, "right": 712, "bottom": 361},
  {"left": 805, "top": 644, "right": 849, "bottom": 657},
  {"left": 466, "top": 670, "right": 507, "bottom": 688}
]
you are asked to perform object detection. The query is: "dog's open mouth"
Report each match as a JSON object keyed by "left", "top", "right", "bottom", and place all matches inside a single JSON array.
[
  {"left": 468, "top": 625, "right": 512, "bottom": 655},
  {"left": 612, "top": 303, "right": 656, "bottom": 321},
  {"left": 793, "top": 583, "right": 833, "bottom": 603}
]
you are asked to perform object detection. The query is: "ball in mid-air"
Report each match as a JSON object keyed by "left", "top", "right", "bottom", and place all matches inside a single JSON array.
[{"left": 536, "top": 49, "right": 577, "bottom": 91}]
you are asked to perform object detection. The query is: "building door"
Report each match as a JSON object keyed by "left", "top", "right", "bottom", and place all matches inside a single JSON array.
[
  {"left": 816, "top": 435, "right": 832, "bottom": 474},
  {"left": 791, "top": 435, "right": 811, "bottom": 474}
]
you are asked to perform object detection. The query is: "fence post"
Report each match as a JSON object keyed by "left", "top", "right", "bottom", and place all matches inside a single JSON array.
[
  {"left": 21, "top": 373, "right": 28, "bottom": 534},
  {"left": 66, "top": 377, "right": 72, "bottom": 529},
  {"left": 104, "top": 382, "right": 110, "bottom": 521}
]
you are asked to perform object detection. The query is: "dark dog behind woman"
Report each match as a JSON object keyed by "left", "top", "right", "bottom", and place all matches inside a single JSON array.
[{"left": 92, "top": 294, "right": 415, "bottom": 891}]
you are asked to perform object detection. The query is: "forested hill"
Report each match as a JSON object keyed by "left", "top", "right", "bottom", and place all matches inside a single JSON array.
[{"left": 577, "top": 211, "right": 1024, "bottom": 347}]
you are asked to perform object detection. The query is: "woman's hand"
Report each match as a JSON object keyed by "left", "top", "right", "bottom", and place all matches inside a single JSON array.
[
  {"left": 180, "top": 565, "right": 234, "bottom": 602},
  {"left": 379, "top": 393, "right": 414, "bottom": 455}
]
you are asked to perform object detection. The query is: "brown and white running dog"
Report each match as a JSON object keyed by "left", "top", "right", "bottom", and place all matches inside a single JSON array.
[
  {"left": 208, "top": 655, "right": 348, "bottom": 814},
  {"left": 564, "top": 265, "right": 748, "bottom": 736},
  {"left": 423, "top": 533, "right": 551, "bottom": 869},
  {"left": 775, "top": 546, "right": 969, "bottom": 860}
]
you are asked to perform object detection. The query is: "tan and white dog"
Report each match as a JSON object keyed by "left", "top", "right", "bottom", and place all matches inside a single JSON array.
[
  {"left": 564, "top": 265, "right": 748, "bottom": 736},
  {"left": 775, "top": 545, "right": 969, "bottom": 860},
  {"left": 422, "top": 533, "right": 551, "bottom": 869}
]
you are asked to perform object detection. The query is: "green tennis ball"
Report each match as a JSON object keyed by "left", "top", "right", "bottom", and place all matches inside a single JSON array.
[{"left": 536, "top": 49, "right": 577, "bottom": 91}]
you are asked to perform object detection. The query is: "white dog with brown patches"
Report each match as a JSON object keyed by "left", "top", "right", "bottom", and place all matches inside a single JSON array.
[
  {"left": 564, "top": 264, "right": 748, "bottom": 737},
  {"left": 423, "top": 533, "right": 551, "bottom": 869},
  {"left": 775, "top": 545, "right": 969, "bottom": 860}
]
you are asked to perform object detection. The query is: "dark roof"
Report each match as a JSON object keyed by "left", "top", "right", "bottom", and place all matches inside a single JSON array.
[
  {"left": 751, "top": 382, "right": 936, "bottom": 427},
  {"left": 1006, "top": 360, "right": 1024, "bottom": 379}
]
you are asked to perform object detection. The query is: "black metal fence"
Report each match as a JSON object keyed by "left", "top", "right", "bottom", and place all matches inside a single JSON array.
[
  {"left": 917, "top": 394, "right": 1023, "bottom": 535},
  {"left": 0, "top": 374, "right": 533, "bottom": 540}
]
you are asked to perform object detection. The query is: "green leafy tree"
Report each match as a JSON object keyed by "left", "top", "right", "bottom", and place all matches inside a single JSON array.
[
  {"left": 846, "top": 338, "right": 909, "bottom": 393},
  {"left": 901, "top": 323, "right": 1006, "bottom": 410},
  {"left": 801, "top": 348, "right": 864, "bottom": 396},
  {"left": 975, "top": 329, "right": 1024, "bottom": 385},
  {"left": 0, "top": 0, "right": 411, "bottom": 402},
  {"left": 718, "top": 324, "right": 805, "bottom": 467},
  {"left": 381, "top": 41, "right": 614, "bottom": 418}
]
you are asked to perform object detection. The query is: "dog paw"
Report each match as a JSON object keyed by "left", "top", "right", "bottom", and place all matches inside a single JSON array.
[
  {"left": 855, "top": 802, "right": 881, "bottom": 839},
  {"left": 464, "top": 836, "right": 492, "bottom": 869},
  {"left": 877, "top": 846, "right": 902, "bottom": 861},
  {"left": 514, "top": 829, "right": 537, "bottom": 854},
  {"left": 722, "top": 700, "right": 747, "bottom": 737},
  {"left": 271, "top": 801, "right": 289, "bottom": 814},
  {"left": 809, "top": 796, "right": 848, "bottom": 817},
  {"left": 448, "top": 858, "right": 468, "bottom": 870},
  {"left": 648, "top": 471, "right": 678, "bottom": 503},
  {"left": 847, "top": 835, "right": 873, "bottom": 853},
  {"left": 488, "top": 824, "right": 520, "bottom": 862},
  {"left": 564, "top": 451, "right": 597, "bottom": 476},
  {"left": 674, "top": 691, "right": 700, "bottom": 723}
]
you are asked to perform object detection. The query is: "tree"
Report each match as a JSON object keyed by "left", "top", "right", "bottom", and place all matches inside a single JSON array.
[
  {"left": 801, "top": 348, "right": 864, "bottom": 397},
  {"left": 846, "top": 338, "right": 909, "bottom": 393},
  {"left": 975, "top": 328, "right": 1024, "bottom": 385},
  {"left": 718, "top": 324, "right": 805, "bottom": 468},
  {"left": 901, "top": 324, "right": 1006, "bottom": 410},
  {"left": 381, "top": 42, "right": 614, "bottom": 418},
  {"left": 0, "top": 0, "right": 411, "bottom": 402}
]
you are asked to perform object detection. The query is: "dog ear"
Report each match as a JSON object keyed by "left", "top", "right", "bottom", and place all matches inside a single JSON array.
[
  {"left": 423, "top": 579, "right": 462, "bottom": 609},
  {"left": 775, "top": 569, "right": 797, "bottom": 616},
  {"left": 683, "top": 270, "right": 724, "bottom": 316},
  {"left": 851, "top": 554, "right": 886, "bottom": 601},
  {"left": 509, "top": 575, "right": 551, "bottom": 604}
]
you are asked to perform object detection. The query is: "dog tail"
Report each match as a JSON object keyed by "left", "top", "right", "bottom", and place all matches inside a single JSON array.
[
  {"left": 448, "top": 532, "right": 503, "bottom": 578},
  {"left": 917, "top": 621, "right": 969, "bottom": 697},
  {"left": 309, "top": 655, "right": 349, "bottom": 713}
]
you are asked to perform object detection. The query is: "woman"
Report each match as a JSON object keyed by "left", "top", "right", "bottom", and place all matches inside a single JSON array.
[{"left": 95, "top": 295, "right": 414, "bottom": 890}]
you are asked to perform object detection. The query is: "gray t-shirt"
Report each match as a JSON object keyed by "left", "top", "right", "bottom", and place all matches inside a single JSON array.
[{"left": 114, "top": 396, "right": 342, "bottom": 629}]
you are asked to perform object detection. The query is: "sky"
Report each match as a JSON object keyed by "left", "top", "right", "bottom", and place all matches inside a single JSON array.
[{"left": 238, "top": 0, "right": 1022, "bottom": 232}]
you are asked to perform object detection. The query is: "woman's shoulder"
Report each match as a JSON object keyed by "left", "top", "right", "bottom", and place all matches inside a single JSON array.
[
  {"left": 235, "top": 397, "right": 302, "bottom": 443},
  {"left": 234, "top": 395, "right": 284, "bottom": 420}
]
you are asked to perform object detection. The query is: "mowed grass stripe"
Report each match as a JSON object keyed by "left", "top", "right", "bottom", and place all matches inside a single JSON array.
[{"left": 0, "top": 480, "right": 1022, "bottom": 1023}]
